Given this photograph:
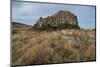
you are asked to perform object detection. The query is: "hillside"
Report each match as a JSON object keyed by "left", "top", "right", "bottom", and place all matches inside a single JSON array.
[
  {"left": 12, "top": 22, "right": 96, "bottom": 65},
  {"left": 12, "top": 22, "right": 32, "bottom": 34}
]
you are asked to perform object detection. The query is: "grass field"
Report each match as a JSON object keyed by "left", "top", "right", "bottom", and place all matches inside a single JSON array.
[{"left": 12, "top": 23, "right": 96, "bottom": 65}]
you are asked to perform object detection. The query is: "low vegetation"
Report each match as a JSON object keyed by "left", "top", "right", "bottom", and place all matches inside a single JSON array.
[{"left": 12, "top": 23, "right": 96, "bottom": 65}]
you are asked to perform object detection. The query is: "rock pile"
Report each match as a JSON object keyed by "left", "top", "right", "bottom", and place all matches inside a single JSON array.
[{"left": 33, "top": 10, "right": 80, "bottom": 30}]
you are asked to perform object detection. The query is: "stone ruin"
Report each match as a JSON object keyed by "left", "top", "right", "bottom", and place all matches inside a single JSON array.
[{"left": 33, "top": 10, "right": 80, "bottom": 30}]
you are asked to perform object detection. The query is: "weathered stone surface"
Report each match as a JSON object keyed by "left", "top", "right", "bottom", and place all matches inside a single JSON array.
[{"left": 33, "top": 10, "right": 80, "bottom": 30}]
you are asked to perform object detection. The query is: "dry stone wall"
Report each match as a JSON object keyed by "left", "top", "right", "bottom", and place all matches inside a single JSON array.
[{"left": 33, "top": 10, "right": 80, "bottom": 30}]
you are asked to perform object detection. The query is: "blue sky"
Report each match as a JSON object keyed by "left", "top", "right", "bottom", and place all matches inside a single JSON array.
[{"left": 12, "top": 1, "right": 96, "bottom": 29}]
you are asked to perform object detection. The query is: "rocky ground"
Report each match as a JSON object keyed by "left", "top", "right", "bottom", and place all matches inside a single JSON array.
[{"left": 12, "top": 22, "right": 96, "bottom": 65}]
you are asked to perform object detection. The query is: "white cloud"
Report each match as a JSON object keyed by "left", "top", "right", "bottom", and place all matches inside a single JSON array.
[{"left": 12, "top": 2, "right": 46, "bottom": 21}]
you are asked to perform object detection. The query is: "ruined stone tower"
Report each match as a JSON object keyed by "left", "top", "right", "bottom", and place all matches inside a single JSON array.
[{"left": 33, "top": 10, "right": 80, "bottom": 30}]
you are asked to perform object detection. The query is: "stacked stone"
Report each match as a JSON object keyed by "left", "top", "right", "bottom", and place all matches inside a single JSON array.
[
  {"left": 34, "top": 10, "right": 80, "bottom": 30},
  {"left": 54, "top": 11, "right": 78, "bottom": 25}
]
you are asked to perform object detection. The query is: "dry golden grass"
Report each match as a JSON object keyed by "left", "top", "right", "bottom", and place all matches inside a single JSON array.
[{"left": 12, "top": 27, "right": 96, "bottom": 65}]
